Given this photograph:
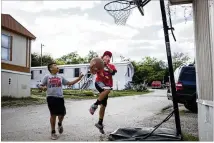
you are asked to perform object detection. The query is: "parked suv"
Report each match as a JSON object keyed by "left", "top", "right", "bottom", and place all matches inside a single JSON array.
[{"left": 167, "top": 64, "right": 197, "bottom": 112}]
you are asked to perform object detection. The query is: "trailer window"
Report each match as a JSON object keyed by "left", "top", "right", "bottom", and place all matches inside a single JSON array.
[
  {"left": 59, "top": 69, "right": 64, "bottom": 74},
  {"left": 31, "top": 71, "right": 34, "bottom": 79},
  {"left": 74, "top": 68, "right": 80, "bottom": 77}
]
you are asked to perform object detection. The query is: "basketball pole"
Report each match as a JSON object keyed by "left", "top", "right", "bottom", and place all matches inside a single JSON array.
[{"left": 159, "top": 0, "right": 182, "bottom": 136}]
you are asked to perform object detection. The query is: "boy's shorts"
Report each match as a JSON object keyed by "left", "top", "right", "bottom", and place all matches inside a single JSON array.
[
  {"left": 95, "top": 82, "right": 112, "bottom": 107},
  {"left": 47, "top": 96, "right": 66, "bottom": 116}
]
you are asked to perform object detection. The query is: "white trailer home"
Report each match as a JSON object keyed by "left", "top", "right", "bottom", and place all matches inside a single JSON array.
[{"left": 30, "top": 61, "right": 134, "bottom": 90}]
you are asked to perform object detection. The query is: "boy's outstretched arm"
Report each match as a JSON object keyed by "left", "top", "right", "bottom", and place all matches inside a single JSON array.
[
  {"left": 66, "top": 73, "right": 84, "bottom": 86},
  {"left": 39, "top": 75, "right": 48, "bottom": 91}
]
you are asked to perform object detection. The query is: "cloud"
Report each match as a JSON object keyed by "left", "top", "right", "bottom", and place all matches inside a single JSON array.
[
  {"left": 128, "top": 41, "right": 153, "bottom": 47},
  {"left": 131, "top": 24, "right": 163, "bottom": 40},
  {"left": 2, "top": 1, "right": 101, "bottom": 12},
  {"left": 2, "top": 0, "right": 195, "bottom": 62}
]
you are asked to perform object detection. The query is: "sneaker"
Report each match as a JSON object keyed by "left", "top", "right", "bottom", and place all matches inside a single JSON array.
[
  {"left": 95, "top": 123, "right": 105, "bottom": 134},
  {"left": 89, "top": 104, "right": 98, "bottom": 115},
  {"left": 51, "top": 133, "right": 58, "bottom": 140},
  {"left": 58, "top": 125, "right": 63, "bottom": 134}
]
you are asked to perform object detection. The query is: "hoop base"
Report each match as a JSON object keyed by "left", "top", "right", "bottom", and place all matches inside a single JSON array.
[{"left": 108, "top": 127, "right": 182, "bottom": 141}]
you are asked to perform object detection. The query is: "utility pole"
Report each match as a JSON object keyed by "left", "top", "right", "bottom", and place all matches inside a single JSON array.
[{"left": 41, "top": 44, "right": 44, "bottom": 66}]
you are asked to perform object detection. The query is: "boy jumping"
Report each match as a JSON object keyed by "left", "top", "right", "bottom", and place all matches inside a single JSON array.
[
  {"left": 89, "top": 51, "right": 117, "bottom": 134},
  {"left": 39, "top": 62, "right": 84, "bottom": 140}
]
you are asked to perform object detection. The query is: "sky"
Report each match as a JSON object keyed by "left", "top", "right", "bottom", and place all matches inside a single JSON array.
[{"left": 2, "top": 0, "right": 194, "bottom": 62}]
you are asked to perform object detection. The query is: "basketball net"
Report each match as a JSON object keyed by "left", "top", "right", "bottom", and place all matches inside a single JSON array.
[{"left": 104, "top": 0, "right": 136, "bottom": 25}]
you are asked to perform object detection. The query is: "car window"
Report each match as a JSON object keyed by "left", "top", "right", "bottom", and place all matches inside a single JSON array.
[
  {"left": 179, "top": 68, "right": 196, "bottom": 81},
  {"left": 174, "top": 67, "right": 181, "bottom": 82}
]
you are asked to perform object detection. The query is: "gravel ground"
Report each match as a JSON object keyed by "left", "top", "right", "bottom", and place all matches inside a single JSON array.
[
  {"left": 2, "top": 90, "right": 198, "bottom": 141},
  {"left": 1, "top": 89, "right": 173, "bottom": 141},
  {"left": 139, "top": 104, "right": 198, "bottom": 138}
]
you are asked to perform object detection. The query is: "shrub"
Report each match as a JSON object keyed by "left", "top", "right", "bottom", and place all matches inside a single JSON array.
[{"left": 133, "top": 84, "right": 148, "bottom": 92}]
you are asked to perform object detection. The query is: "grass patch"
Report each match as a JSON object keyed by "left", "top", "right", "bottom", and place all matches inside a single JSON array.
[
  {"left": 2, "top": 89, "right": 151, "bottom": 107},
  {"left": 31, "top": 88, "right": 151, "bottom": 100},
  {"left": 161, "top": 105, "right": 173, "bottom": 112},
  {"left": 183, "top": 133, "right": 199, "bottom": 141},
  {"left": 179, "top": 110, "right": 186, "bottom": 116},
  {"left": 1, "top": 95, "right": 46, "bottom": 108},
  {"left": 109, "top": 90, "right": 150, "bottom": 98}
]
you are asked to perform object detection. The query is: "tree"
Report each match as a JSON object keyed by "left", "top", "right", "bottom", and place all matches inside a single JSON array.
[
  {"left": 55, "top": 59, "right": 66, "bottom": 65},
  {"left": 86, "top": 50, "right": 98, "bottom": 62},
  {"left": 41, "top": 55, "right": 55, "bottom": 66},
  {"left": 31, "top": 53, "right": 54, "bottom": 67},
  {"left": 57, "top": 51, "right": 87, "bottom": 64},
  {"left": 172, "top": 52, "right": 190, "bottom": 71},
  {"left": 31, "top": 53, "right": 40, "bottom": 67},
  {"left": 132, "top": 57, "right": 167, "bottom": 85}
]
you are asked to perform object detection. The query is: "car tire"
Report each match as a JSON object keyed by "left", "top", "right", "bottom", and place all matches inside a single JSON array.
[{"left": 184, "top": 101, "right": 198, "bottom": 113}]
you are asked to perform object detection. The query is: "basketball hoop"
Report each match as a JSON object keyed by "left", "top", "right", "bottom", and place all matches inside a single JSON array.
[
  {"left": 103, "top": 0, "right": 183, "bottom": 141},
  {"left": 104, "top": 0, "right": 150, "bottom": 25}
]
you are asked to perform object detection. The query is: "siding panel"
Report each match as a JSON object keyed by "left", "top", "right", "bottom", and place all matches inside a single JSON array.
[
  {"left": 193, "top": 0, "right": 213, "bottom": 101},
  {"left": 209, "top": 0, "right": 214, "bottom": 101}
]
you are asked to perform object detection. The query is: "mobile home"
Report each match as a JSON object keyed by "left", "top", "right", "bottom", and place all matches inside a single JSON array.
[
  {"left": 30, "top": 61, "right": 134, "bottom": 90},
  {"left": 1, "top": 14, "right": 36, "bottom": 97}
]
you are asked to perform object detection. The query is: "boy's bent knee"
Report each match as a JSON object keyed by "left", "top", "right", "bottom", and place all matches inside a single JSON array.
[
  {"left": 101, "top": 103, "right": 107, "bottom": 108},
  {"left": 103, "top": 89, "right": 111, "bottom": 94}
]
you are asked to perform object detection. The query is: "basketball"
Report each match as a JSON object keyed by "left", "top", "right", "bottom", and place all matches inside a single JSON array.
[{"left": 90, "top": 57, "right": 104, "bottom": 74}]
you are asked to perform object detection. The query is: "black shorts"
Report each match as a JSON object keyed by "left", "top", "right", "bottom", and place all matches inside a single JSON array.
[
  {"left": 47, "top": 96, "right": 66, "bottom": 116},
  {"left": 95, "top": 82, "right": 112, "bottom": 107}
]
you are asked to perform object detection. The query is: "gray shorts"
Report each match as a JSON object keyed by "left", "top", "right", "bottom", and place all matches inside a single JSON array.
[{"left": 95, "top": 82, "right": 112, "bottom": 92}]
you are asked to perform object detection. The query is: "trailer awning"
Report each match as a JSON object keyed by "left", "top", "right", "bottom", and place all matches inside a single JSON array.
[{"left": 169, "top": 0, "right": 193, "bottom": 5}]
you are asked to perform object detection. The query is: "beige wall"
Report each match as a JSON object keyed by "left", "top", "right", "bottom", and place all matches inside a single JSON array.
[
  {"left": 193, "top": 0, "right": 214, "bottom": 141},
  {"left": 1, "top": 29, "right": 30, "bottom": 67},
  {"left": 1, "top": 70, "right": 31, "bottom": 97}
]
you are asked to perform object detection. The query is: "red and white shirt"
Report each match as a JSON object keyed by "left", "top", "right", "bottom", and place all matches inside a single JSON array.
[{"left": 95, "top": 63, "right": 117, "bottom": 87}]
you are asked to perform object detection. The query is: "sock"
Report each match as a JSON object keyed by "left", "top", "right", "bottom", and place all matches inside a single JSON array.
[
  {"left": 94, "top": 99, "right": 101, "bottom": 105},
  {"left": 98, "top": 118, "right": 103, "bottom": 125},
  {"left": 52, "top": 130, "right": 56, "bottom": 134},
  {"left": 58, "top": 122, "right": 62, "bottom": 126}
]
